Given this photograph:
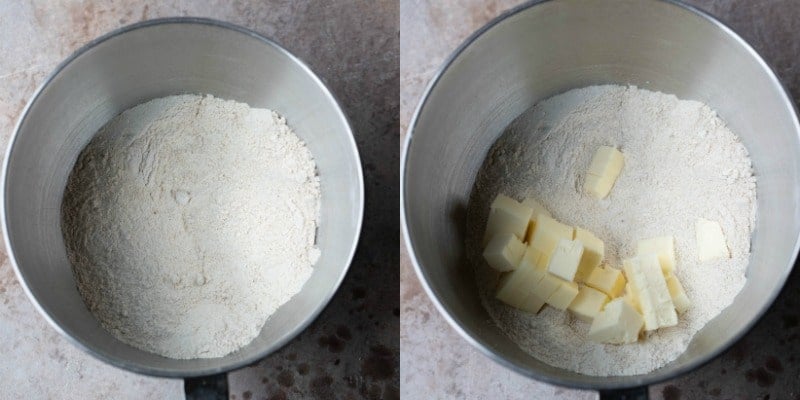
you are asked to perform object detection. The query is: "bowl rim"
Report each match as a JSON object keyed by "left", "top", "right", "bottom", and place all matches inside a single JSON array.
[
  {"left": 401, "top": 0, "right": 800, "bottom": 390},
  {"left": 1, "top": 17, "right": 364, "bottom": 378}
]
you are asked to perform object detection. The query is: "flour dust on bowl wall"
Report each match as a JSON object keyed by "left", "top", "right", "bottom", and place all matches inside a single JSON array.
[
  {"left": 3, "top": 18, "right": 363, "bottom": 378},
  {"left": 62, "top": 94, "right": 320, "bottom": 360},
  {"left": 402, "top": 0, "right": 800, "bottom": 390}
]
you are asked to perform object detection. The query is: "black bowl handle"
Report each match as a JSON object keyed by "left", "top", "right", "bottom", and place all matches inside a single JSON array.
[
  {"left": 184, "top": 373, "right": 229, "bottom": 400},
  {"left": 599, "top": 386, "right": 649, "bottom": 400}
]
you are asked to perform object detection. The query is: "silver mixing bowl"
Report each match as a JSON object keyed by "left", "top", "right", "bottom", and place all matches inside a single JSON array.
[
  {"left": 402, "top": 0, "right": 800, "bottom": 393},
  {"left": 2, "top": 18, "right": 364, "bottom": 377}
]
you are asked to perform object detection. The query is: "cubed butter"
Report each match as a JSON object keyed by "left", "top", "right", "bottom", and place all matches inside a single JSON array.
[
  {"left": 573, "top": 227, "right": 605, "bottom": 282},
  {"left": 637, "top": 236, "right": 676, "bottom": 275},
  {"left": 530, "top": 215, "right": 574, "bottom": 267},
  {"left": 586, "top": 266, "right": 626, "bottom": 298},
  {"left": 495, "top": 248, "right": 547, "bottom": 310},
  {"left": 623, "top": 254, "right": 678, "bottom": 331},
  {"left": 588, "top": 298, "right": 644, "bottom": 344},
  {"left": 568, "top": 286, "right": 609, "bottom": 322},
  {"left": 521, "top": 197, "right": 551, "bottom": 219},
  {"left": 666, "top": 274, "right": 691, "bottom": 314},
  {"left": 624, "top": 283, "right": 641, "bottom": 313},
  {"left": 696, "top": 218, "right": 729, "bottom": 261},
  {"left": 522, "top": 197, "right": 551, "bottom": 242},
  {"left": 546, "top": 281, "right": 580, "bottom": 310},
  {"left": 585, "top": 146, "right": 624, "bottom": 199},
  {"left": 531, "top": 272, "right": 564, "bottom": 301},
  {"left": 518, "top": 246, "right": 546, "bottom": 272},
  {"left": 523, "top": 292, "right": 548, "bottom": 314},
  {"left": 483, "top": 194, "right": 533, "bottom": 245},
  {"left": 585, "top": 174, "right": 615, "bottom": 200},
  {"left": 547, "top": 239, "right": 584, "bottom": 281},
  {"left": 483, "top": 233, "right": 526, "bottom": 272},
  {"left": 588, "top": 146, "right": 625, "bottom": 177}
]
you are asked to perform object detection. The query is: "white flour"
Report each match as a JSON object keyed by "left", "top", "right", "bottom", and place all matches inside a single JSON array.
[
  {"left": 62, "top": 94, "right": 321, "bottom": 359},
  {"left": 467, "top": 85, "right": 756, "bottom": 376}
]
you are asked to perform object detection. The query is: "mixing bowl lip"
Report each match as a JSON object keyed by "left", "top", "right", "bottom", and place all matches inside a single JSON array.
[
  {"left": 1, "top": 17, "right": 364, "bottom": 378},
  {"left": 401, "top": 0, "right": 800, "bottom": 390}
]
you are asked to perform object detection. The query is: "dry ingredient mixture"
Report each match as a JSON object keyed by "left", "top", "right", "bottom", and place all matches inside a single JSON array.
[
  {"left": 467, "top": 85, "right": 756, "bottom": 376},
  {"left": 62, "top": 94, "right": 320, "bottom": 359}
]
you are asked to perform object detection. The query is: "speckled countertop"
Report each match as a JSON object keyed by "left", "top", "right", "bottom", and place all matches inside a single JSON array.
[
  {"left": 400, "top": 1, "right": 800, "bottom": 399},
  {"left": 0, "top": 1, "right": 398, "bottom": 399}
]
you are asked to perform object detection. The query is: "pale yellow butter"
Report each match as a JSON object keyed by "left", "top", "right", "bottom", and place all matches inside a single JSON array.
[
  {"left": 585, "top": 146, "right": 624, "bottom": 199},
  {"left": 521, "top": 197, "right": 551, "bottom": 242},
  {"left": 495, "top": 248, "right": 547, "bottom": 309},
  {"left": 547, "top": 239, "right": 584, "bottom": 281},
  {"left": 483, "top": 233, "right": 526, "bottom": 272},
  {"left": 696, "top": 218, "right": 729, "bottom": 261},
  {"left": 521, "top": 197, "right": 551, "bottom": 220},
  {"left": 637, "top": 236, "right": 676, "bottom": 275},
  {"left": 585, "top": 174, "right": 615, "bottom": 200},
  {"left": 531, "top": 272, "right": 564, "bottom": 301},
  {"left": 546, "top": 281, "right": 579, "bottom": 310},
  {"left": 666, "top": 274, "right": 691, "bottom": 314},
  {"left": 524, "top": 293, "right": 548, "bottom": 314},
  {"left": 588, "top": 146, "right": 625, "bottom": 177},
  {"left": 573, "top": 227, "right": 604, "bottom": 282},
  {"left": 529, "top": 215, "right": 574, "bottom": 267},
  {"left": 586, "top": 266, "right": 626, "bottom": 298},
  {"left": 623, "top": 254, "right": 678, "bottom": 331},
  {"left": 588, "top": 298, "right": 644, "bottom": 344},
  {"left": 483, "top": 194, "right": 533, "bottom": 245},
  {"left": 524, "top": 273, "right": 566, "bottom": 314},
  {"left": 568, "top": 286, "right": 609, "bottom": 322},
  {"left": 623, "top": 283, "right": 641, "bottom": 313}
]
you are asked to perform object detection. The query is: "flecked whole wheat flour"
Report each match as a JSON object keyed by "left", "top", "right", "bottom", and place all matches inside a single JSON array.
[
  {"left": 467, "top": 85, "right": 756, "bottom": 376},
  {"left": 62, "top": 94, "right": 320, "bottom": 359}
]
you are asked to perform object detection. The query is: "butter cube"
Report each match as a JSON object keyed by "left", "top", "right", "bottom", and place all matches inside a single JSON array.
[
  {"left": 521, "top": 197, "right": 551, "bottom": 242},
  {"left": 531, "top": 272, "right": 564, "bottom": 301},
  {"left": 588, "top": 298, "right": 644, "bottom": 344},
  {"left": 574, "top": 227, "right": 605, "bottom": 281},
  {"left": 518, "top": 245, "right": 546, "bottom": 272},
  {"left": 585, "top": 174, "right": 615, "bottom": 200},
  {"left": 483, "top": 233, "right": 526, "bottom": 272},
  {"left": 637, "top": 236, "right": 676, "bottom": 275},
  {"left": 666, "top": 274, "right": 691, "bottom": 314},
  {"left": 568, "top": 286, "right": 609, "bottom": 322},
  {"left": 523, "top": 292, "right": 548, "bottom": 314},
  {"left": 624, "top": 283, "right": 641, "bottom": 313},
  {"left": 495, "top": 248, "right": 547, "bottom": 309},
  {"left": 546, "top": 281, "right": 580, "bottom": 310},
  {"left": 696, "top": 218, "right": 729, "bottom": 261},
  {"left": 623, "top": 254, "right": 678, "bottom": 331},
  {"left": 483, "top": 194, "right": 533, "bottom": 245},
  {"left": 585, "top": 146, "right": 624, "bottom": 199},
  {"left": 530, "top": 215, "right": 574, "bottom": 267},
  {"left": 546, "top": 239, "right": 584, "bottom": 281},
  {"left": 521, "top": 197, "right": 551, "bottom": 219},
  {"left": 586, "top": 267, "right": 626, "bottom": 298},
  {"left": 588, "top": 146, "right": 625, "bottom": 177},
  {"left": 524, "top": 273, "right": 565, "bottom": 314}
]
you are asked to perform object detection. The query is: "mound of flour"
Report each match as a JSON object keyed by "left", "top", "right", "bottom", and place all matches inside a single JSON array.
[
  {"left": 467, "top": 85, "right": 756, "bottom": 376},
  {"left": 62, "top": 94, "right": 320, "bottom": 359}
]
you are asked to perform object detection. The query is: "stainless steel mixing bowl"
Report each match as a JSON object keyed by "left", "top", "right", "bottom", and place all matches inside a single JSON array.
[
  {"left": 2, "top": 18, "right": 363, "bottom": 378},
  {"left": 402, "top": 0, "right": 800, "bottom": 393}
]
